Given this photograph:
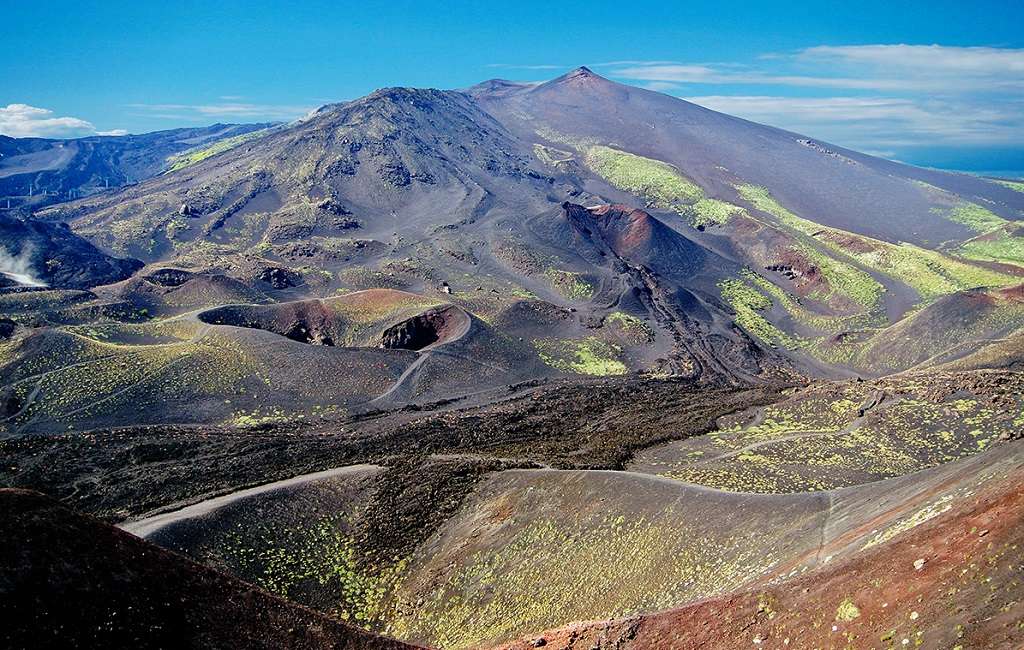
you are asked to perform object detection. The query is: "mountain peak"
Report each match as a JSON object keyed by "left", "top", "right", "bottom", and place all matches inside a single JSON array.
[{"left": 562, "top": 66, "right": 601, "bottom": 81}]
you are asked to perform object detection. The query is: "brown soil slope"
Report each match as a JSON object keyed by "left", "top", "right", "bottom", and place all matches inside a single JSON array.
[
  {"left": 496, "top": 443, "right": 1024, "bottom": 650},
  {"left": 0, "top": 488, "right": 421, "bottom": 650}
]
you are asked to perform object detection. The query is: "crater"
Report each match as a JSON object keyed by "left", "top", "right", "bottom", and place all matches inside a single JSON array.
[
  {"left": 198, "top": 300, "right": 339, "bottom": 346},
  {"left": 380, "top": 306, "right": 470, "bottom": 351},
  {"left": 143, "top": 268, "right": 197, "bottom": 288},
  {"left": 196, "top": 297, "right": 469, "bottom": 350}
]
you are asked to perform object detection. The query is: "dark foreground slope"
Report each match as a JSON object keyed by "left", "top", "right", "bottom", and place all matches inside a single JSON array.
[{"left": 0, "top": 488, "right": 419, "bottom": 650}]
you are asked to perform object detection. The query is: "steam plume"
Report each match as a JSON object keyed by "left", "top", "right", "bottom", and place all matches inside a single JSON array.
[{"left": 0, "top": 244, "right": 47, "bottom": 287}]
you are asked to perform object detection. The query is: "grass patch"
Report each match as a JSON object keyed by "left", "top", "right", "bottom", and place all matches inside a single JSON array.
[
  {"left": 533, "top": 337, "right": 627, "bottom": 375},
  {"left": 934, "top": 200, "right": 1024, "bottom": 268},
  {"left": 585, "top": 146, "right": 745, "bottom": 228},
  {"left": 720, "top": 276, "right": 800, "bottom": 350},
  {"left": 994, "top": 179, "right": 1024, "bottom": 194},
  {"left": 544, "top": 269, "right": 594, "bottom": 301},
  {"left": 738, "top": 184, "right": 1017, "bottom": 300},
  {"left": 944, "top": 203, "right": 1006, "bottom": 234},
  {"left": 165, "top": 129, "right": 272, "bottom": 173},
  {"left": 737, "top": 185, "right": 884, "bottom": 309}
]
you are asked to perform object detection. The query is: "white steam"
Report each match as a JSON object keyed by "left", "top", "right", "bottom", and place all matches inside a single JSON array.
[{"left": 0, "top": 244, "right": 47, "bottom": 287}]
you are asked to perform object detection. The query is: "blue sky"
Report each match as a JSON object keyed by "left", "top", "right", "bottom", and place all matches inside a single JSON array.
[{"left": 2, "top": 0, "right": 1022, "bottom": 173}]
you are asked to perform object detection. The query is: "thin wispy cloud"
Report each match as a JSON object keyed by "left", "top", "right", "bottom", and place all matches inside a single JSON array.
[
  {"left": 606, "top": 45, "right": 1024, "bottom": 157},
  {"left": 0, "top": 104, "right": 126, "bottom": 138},
  {"left": 613, "top": 45, "right": 1024, "bottom": 92},
  {"left": 125, "top": 102, "right": 314, "bottom": 122}
]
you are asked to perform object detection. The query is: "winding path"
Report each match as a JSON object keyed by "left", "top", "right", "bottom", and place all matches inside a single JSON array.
[{"left": 120, "top": 464, "right": 380, "bottom": 539}]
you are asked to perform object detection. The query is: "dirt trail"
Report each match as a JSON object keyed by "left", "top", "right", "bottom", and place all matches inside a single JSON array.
[
  {"left": 367, "top": 306, "right": 474, "bottom": 405},
  {"left": 120, "top": 464, "right": 380, "bottom": 539},
  {"left": 5, "top": 317, "right": 214, "bottom": 435}
]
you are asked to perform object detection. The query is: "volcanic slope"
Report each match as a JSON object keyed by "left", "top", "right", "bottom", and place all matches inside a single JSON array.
[
  {"left": 471, "top": 67, "right": 1024, "bottom": 244},
  {"left": 495, "top": 438, "right": 1024, "bottom": 650},
  {"left": 470, "top": 67, "right": 1024, "bottom": 374},
  {"left": 124, "top": 370, "right": 1024, "bottom": 649}
]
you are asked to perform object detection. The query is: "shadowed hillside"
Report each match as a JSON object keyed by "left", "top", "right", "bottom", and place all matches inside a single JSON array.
[{"left": 0, "top": 488, "right": 421, "bottom": 650}]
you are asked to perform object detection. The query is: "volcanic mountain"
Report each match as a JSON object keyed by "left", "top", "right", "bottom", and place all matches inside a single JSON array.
[
  {"left": 4, "top": 67, "right": 1024, "bottom": 650},
  {"left": 1, "top": 67, "right": 1020, "bottom": 432}
]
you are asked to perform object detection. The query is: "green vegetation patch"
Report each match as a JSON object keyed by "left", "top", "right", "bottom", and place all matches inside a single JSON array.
[
  {"left": 994, "top": 179, "right": 1024, "bottom": 194},
  {"left": 165, "top": 129, "right": 272, "bottom": 173},
  {"left": 532, "top": 336, "right": 626, "bottom": 375},
  {"left": 220, "top": 512, "right": 402, "bottom": 624},
  {"left": 586, "top": 146, "right": 704, "bottom": 204},
  {"left": 935, "top": 201, "right": 1024, "bottom": 268},
  {"left": 737, "top": 185, "right": 885, "bottom": 309},
  {"left": 720, "top": 276, "right": 799, "bottom": 350},
  {"left": 585, "top": 146, "right": 745, "bottom": 228},
  {"left": 739, "top": 184, "right": 1019, "bottom": 302},
  {"left": 543, "top": 269, "right": 595, "bottom": 301},
  {"left": 944, "top": 203, "right": 1007, "bottom": 234},
  {"left": 632, "top": 373, "right": 1024, "bottom": 493}
]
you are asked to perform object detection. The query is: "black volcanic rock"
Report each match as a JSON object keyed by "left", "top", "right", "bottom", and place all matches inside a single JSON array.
[{"left": 0, "top": 214, "right": 142, "bottom": 289}]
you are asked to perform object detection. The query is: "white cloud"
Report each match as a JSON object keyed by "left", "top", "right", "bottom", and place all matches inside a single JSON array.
[
  {"left": 642, "top": 81, "right": 685, "bottom": 92},
  {"left": 801, "top": 44, "right": 1024, "bottom": 74},
  {"left": 0, "top": 104, "right": 99, "bottom": 138},
  {"left": 685, "top": 95, "right": 1024, "bottom": 148}
]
